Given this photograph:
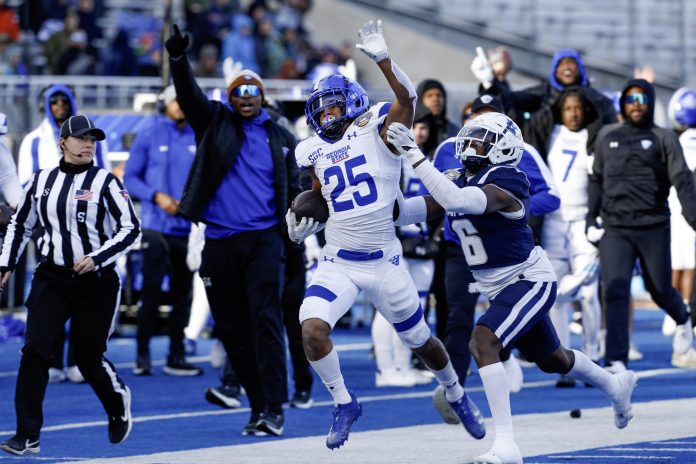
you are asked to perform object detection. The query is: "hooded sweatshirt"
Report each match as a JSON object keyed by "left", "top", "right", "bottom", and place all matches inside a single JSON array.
[
  {"left": 417, "top": 79, "right": 459, "bottom": 154},
  {"left": 17, "top": 84, "right": 110, "bottom": 184},
  {"left": 588, "top": 78, "right": 696, "bottom": 229}
]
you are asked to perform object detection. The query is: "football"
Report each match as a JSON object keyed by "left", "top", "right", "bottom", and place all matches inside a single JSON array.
[{"left": 291, "top": 190, "right": 329, "bottom": 224}]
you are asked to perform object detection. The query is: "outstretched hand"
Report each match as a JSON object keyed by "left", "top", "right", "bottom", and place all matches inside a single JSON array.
[
  {"left": 356, "top": 19, "right": 389, "bottom": 63},
  {"left": 165, "top": 24, "right": 190, "bottom": 58},
  {"left": 386, "top": 122, "right": 425, "bottom": 165},
  {"left": 470, "top": 46, "right": 494, "bottom": 89}
]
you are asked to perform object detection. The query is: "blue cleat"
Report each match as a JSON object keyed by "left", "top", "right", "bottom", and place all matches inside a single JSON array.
[
  {"left": 449, "top": 393, "right": 486, "bottom": 439},
  {"left": 326, "top": 391, "right": 362, "bottom": 449}
]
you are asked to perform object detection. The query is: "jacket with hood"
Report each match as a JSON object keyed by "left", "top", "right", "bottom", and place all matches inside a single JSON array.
[
  {"left": 169, "top": 54, "right": 301, "bottom": 230},
  {"left": 482, "top": 49, "right": 616, "bottom": 140},
  {"left": 17, "top": 84, "right": 110, "bottom": 184},
  {"left": 588, "top": 78, "right": 696, "bottom": 229},
  {"left": 527, "top": 85, "right": 604, "bottom": 162},
  {"left": 416, "top": 79, "right": 459, "bottom": 154}
]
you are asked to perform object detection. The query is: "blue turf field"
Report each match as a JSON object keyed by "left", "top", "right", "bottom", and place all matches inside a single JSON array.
[{"left": 0, "top": 308, "right": 694, "bottom": 463}]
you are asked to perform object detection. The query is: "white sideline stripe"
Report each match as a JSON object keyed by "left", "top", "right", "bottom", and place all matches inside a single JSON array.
[
  {"left": 0, "top": 343, "right": 373, "bottom": 378},
  {"left": 0, "top": 365, "right": 689, "bottom": 436},
  {"left": 604, "top": 447, "right": 696, "bottom": 452},
  {"left": 545, "top": 456, "right": 676, "bottom": 460}
]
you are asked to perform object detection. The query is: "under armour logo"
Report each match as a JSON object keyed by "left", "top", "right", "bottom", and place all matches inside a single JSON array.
[
  {"left": 346, "top": 132, "right": 358, "bottom": 140},
  {"left": 609, "top": 141, "right": 619, "bottom": 148},
  {"left": 323, "top": 256, "right": 335, "bottom": 262},
  {"left": 389, "top": 255, "right": 400, "bottom": 266},
  {"left": 201, "top": 277, "right": 212, "bottom": 288},
  {"left": 42, "top": 188, "right": 50, "bottom": 196}
]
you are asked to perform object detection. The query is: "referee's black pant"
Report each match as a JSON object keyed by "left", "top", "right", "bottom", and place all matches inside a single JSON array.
[
  {"left": 600, "top": 224, "right": 690, "bottom": 366},
  {"left": 15, "top": 263, "right": 128, "bottom": 439},
  {"left": 200, "top": 225, "right": 288, "bottom": 414}
]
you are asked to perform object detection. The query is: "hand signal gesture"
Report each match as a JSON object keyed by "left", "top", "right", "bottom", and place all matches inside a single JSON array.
[
  {"left": 165, "top": 24, "right": 190, "bottom": 58},
  {"left": 356, "top": 19, "right": 389, "bottom": 63},
  {"left": 470, "top": 46, "right": 494, "bottom": 89}
]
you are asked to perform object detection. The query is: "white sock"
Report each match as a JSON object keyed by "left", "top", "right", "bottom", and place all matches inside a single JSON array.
[
  {"left": 432, "top": 361, "right": 464, "bottom": 401},
  {"left": 479, "top": 362, "right": 514, "bottom": 443},
  {"left": 309, "top": 347, "right": 352, "bottom": 404},
  {"left": 568, "top": 349, "right": 617, "bottom": 396}
]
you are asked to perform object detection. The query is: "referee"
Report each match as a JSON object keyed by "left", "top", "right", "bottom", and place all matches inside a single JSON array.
[{"left": 0, "top": 115, "right": 141, "bottom": 456}]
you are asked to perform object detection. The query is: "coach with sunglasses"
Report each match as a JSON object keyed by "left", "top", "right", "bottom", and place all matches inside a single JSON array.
[
  {"left": 588, "top": 78, "right": 696, "bottom": 371},
  {"left": 165, "top": 25, "right": 300, "bottom": 436}
]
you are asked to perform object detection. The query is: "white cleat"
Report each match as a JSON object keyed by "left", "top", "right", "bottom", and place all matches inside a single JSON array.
[
  {"left": 610, "top": 370, "right": 637, "bottom": 429},
  {"left": 673, "top": 318, "right": 694, "bottom": 356},
  {"left": 375, "top": 368, "right": 417, "bottom": 387},
  {"left": 672, "top": 347, "right": 696, "bottom": 368},
  {"left": 502, "top": 356, "right": 523, "bottom": 393},
  {"left": 472, "top": 442, "right": 523, "bottom": 464},
  {"left": 662, "top": 314, "right": 677, "bottom": 336}
]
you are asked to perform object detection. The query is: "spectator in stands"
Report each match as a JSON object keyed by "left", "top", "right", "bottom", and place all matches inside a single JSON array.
[
  {"left": 124, "top": 85, "right": 201, "bottom": 377},
  {"left": 221, "top": 13, "right": 260, "bottom": 74},
  {"left": 0, "top": 33, "right": 24, "bottom": 75},
  {"left": 588, "top": 78, "right": 696, "bottom": 371},
  {"left": 416, "top": 78, "right": 458, "bottom": 155},
  {"left": 195, "top": 43, "right": 221, "bottom": 78},
  {"left": 255, "top": 15, "right": 286, "bottom": 78},
  {"left": 103, "top": 28, "right": 138, "bottom": 76},
  {"left": 471, "top": 47, "right": 616, "bottom": 139},
  {"left": 0, "top": 0, "right": 20, "bottom": 43},
  {"left": 167, "top": 24, "right": 300, "bottom": 436},
  {"left": 17, "top": 85, "right": 111, "bottom": 384},
  {"left": 43, "top": 9, "right": 86, "bottom": 74}
]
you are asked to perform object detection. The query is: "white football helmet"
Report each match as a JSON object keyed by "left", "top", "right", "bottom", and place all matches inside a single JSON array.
[{"left": 455, "top": 112, "right": 524, "bottom": 169}]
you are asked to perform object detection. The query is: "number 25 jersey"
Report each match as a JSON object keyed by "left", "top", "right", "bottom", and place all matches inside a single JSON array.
[{"left": 295, "top": 103, "right": 400, "bottom": 251}]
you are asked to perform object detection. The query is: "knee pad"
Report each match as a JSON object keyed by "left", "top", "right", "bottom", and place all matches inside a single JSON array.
[{"left": 396, "top": 317, "right": 431, "bottom": 349}]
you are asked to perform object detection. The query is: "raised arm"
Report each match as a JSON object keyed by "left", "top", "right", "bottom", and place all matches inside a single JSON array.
[{"left": 354, "top": 20, "right": 416, "bottom": 143}]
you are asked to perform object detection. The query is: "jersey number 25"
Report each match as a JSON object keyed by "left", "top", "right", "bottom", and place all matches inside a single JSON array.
[{"left": 324, "top": 155, "right": 378, "bottom": 212}]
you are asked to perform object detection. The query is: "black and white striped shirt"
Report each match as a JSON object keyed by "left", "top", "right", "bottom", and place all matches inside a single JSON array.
[{"left": 0, "top": 160, "right": 141, "bottom": 271}]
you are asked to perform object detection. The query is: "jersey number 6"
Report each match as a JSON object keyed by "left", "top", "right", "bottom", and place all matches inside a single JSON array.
[
  {"left": 324, "top": 155, "right": 378, "bottom": 212},
  {"left": 451, "top": 218, "right": 488, "bottom": 266}
]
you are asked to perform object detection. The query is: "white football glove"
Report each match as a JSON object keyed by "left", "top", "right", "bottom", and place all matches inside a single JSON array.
[
  {"left": 470, "top": 46, "right": 494, "bottom": 90},
  {"left": 286, "top": 209, "right": 322, "bottom": 244},
  {"left": 586, "top": 225, "right": 605, "bottom": 245},
  {"left": 386, "top": 122, "right": 426, "bottom": 165},
  {"left": 356, "top": 19, "right": 389, "bottom": 63}
]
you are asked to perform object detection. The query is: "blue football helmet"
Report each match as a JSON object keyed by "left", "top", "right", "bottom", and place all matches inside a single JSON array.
[
  {"left": 668, "top": 87, "right": 696, "bottom": 130},
  {"left": 305, "top": 74, "right": 369, "bottom": 142}
]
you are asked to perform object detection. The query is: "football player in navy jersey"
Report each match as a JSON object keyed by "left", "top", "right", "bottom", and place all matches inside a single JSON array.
[{"left": 388, "top": 113, "right": 638, "bottom": 464}]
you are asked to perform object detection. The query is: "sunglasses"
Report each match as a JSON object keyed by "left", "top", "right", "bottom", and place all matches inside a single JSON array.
[
  {"left": 50, "top": 95, "right": 70, "bottom": 104},
  {"left": 625, "top": 93, "right": 648, "bottom": 105},
  {"left": 230, "top": 85, "right": 262, "bottom": 98}
]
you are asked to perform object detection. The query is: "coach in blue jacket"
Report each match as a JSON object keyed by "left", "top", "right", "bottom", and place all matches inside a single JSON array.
[
  {"left": 166, "top": 25, "right": 300, "bottom": 437},
  {"left": 124, "top": 85, "right": 201, "bottom": 377}
]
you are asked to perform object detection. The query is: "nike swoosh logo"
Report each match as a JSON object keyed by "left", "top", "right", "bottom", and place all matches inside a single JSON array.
[{"left": 25, "top": 439, "right": 39, "bottom": 448}]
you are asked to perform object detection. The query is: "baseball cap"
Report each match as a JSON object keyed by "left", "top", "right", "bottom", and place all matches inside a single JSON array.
[
  {"left": 471, "top": 94, "right": 504, "bottom": 114},
  {"left": 227, "top": 70, "right": 265, "bottom": 101},
  {"left": 160, "top": 85, "right": 177, "bottom": 107},
  {"left": 60, "top": 115, "right": 105, "bottom": 141}
]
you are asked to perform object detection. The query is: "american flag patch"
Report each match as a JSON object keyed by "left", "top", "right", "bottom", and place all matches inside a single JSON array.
[
  {"left": 119, "top": 190, "right": 129, "bottom": 199},
  {"left": 74, "top": 189, "right": 93, "bottom": 201}
]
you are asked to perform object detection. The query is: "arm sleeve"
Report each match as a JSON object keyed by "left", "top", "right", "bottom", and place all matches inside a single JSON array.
[
  {"left": 394, "top": 190, "right": 427, "bottom": 226},
  {"left": 169, "top": 55, "right": 214, "bottom": 135},
  {"left": 89, "top": 175, "right": 141, "bottom": 269},
  {"left": 0, "top": 137, "right": 21, "bottom": 208},
  {"left": 519, "top": 146, "right": 560, "bottom": 216},
  {"left": 664, "top": 132, "right": 696, "bottom": 229},
  {"left": 0, "top": 174, "right": 38, "bottom": 271},
  {"left": 413, "top": 160, "right": 487, "bottom": 214},
  {"left": 123, "top": 131, "right": 158, "bottom": 202}
]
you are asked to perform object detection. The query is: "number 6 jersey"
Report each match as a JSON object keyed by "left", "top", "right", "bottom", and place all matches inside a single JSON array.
[{"left": 295, "top": 102, "right": 400, "bottom": 251}]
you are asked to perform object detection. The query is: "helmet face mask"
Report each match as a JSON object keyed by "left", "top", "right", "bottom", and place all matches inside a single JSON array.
[
  {"left": 455, "top": 113, "right": 524, "bottom": 171},
  {"left": 305, "top": 74, "right": 369, "bottom": 142}
]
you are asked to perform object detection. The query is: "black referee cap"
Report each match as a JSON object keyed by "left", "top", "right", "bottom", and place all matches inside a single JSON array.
[
  {"left": 60, "top": 115, "right": 105, "bottom": 141},
  {"left": 471, "top": 94, "right": 504, "bottom": 114}
]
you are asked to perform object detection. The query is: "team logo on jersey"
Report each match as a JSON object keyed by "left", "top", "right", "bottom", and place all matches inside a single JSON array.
[
  {"left": 641, "top": 139, "right": 653, "bottom": 150},
  {"left": 327, "top": 145, "right": 351, "bottom": 164},
  {"left": 323, "top": 256, "right": 335, "bottom": 263},
  {"left": 346, "top": 131, "right": 358, "bottom": 140},
  {"left": 355, "top": 112, "right": 372, "bottom": 127},
  {"left": 74, "top": 189, "right": 93, "bottom": 201},
  {"left": 308, "top": 147, "right": 324, "bottom": 164},
  {"left": 609, "top": 141, "right": 619, "bottom": 148},
  {"left": 201, "top": 276, "right": 212, "bottom": 288},
  {"left": 389, "top": 255, "right": 400, "bottom": 266},
  {"left": 119, "top": 190, "right": 130, "bottom": 199}
]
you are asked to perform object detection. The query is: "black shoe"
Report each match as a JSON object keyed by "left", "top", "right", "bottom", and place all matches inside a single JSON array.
[
  {"left": 163, "top": 357, "right": 203, "bottom": 376},
  {"left": 108, "top": 386, "right": 132, "bottom": 444},
  {"left": 205, "top": 385, "right": 241, "bottom": 409},
  {"left": 555, "top": 375, "right": 577, "bottom": 388},
  {"left": 256, "top": 412, "right": 284, "bottom": 436},
  {"left": 0, "top": 435, "right": 40, "bottom": 456},
  {"left": 133, "top": 356, "right": 152, "bottom": 376},
  {"left": 242, "top": 411, "right": 264, "bottom": 436},
  {"left": 289, "top": 390, "right": 314, "bottom": 409}
]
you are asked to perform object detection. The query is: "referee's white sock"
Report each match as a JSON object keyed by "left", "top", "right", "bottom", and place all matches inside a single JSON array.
[{"left": 309, "top": 347, "right": 352, "bottom": 404}]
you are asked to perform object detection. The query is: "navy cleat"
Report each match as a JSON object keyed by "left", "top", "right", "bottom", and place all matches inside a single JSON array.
[
  {"left": 449, "top": 393, "right": 486, "bottom": 439},
  {"left": 326, "top": 391, "right": 362, "bottom": 450}
]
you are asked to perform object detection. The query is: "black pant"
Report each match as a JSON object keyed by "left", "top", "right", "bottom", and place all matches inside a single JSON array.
[
  {"left": 282, "top": 244, "right": 313, "bottom": 394},
  {"left": 443, "top": 243, "right": 480, "bottom": 384},
  {"left": 200, "top": 226, "right": 288, "bottom": 413},
  {"left": 600, "top": 224, "right": 689, "bottom": 365},
  {"left": 49, "top": 325, "right": 77, "bottom": 370},
  {"left": 16, "top": 263, "right": 127, "bottom": 438},
  {"left": 429, "top": 241, "right": 449, "bottom": 340},
  {"left": 136, "top": 230, "right": 193, "bottom": 361}
]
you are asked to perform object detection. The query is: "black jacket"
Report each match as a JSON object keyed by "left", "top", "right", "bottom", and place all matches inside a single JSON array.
[
  {"left": 169, "top": 56, "right": 301, "bottom": 228},
  {"left": 588, "top": 79, "right": 696, "bottom": 229}
]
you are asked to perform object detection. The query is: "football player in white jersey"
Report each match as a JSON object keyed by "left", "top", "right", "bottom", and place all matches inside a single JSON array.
[
  {"left": 539, "top": 88, "right": 602, "bottom": 385},
  {"left": 286, "top": 19, "right": 485, "bottom": 449}
]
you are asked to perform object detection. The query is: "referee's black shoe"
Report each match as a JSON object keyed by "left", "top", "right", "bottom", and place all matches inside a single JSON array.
[
  {"left": 0, "top": 435, "right": 40, "bottom": 455},
  {"left": 108, "top": 386, "right": 132, "bottom": 444},
  {"left": 163, "top": 357, "right": 203, "bottom": 376}
]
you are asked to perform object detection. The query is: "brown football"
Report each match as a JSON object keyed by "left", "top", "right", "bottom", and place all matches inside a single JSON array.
[{"left": 291, "top": 190, "right": 329, "bottom": 223}]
